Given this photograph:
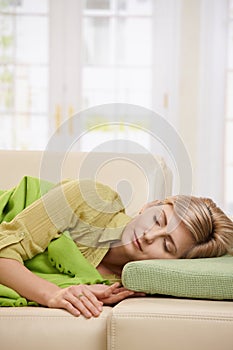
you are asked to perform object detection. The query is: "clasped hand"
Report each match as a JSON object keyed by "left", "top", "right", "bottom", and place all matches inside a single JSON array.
[{"left": 48, "top": 282, "right": 145, "bottom": 318}]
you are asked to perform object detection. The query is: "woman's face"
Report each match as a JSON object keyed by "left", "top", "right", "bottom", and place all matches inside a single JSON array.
[{"left": 120, "top": 204, "right": 195, "bottom": 261}]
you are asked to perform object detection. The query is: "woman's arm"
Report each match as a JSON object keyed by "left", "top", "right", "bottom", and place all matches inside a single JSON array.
[
  {"left": 0, "top": 258, "right": 103, "bottom": 317},
  {"left": 0, "top": 258, "right": 141, "bottom": 317}
]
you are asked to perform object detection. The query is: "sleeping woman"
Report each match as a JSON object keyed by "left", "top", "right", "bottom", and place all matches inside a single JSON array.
[{"left": 0, "top": 178, "right": 232, "bottom": 317}]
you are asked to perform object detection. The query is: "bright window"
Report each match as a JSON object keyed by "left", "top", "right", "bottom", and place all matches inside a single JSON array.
[
  {"left": 0, "top": 0, "right": 49, "bottom": 149},
  {"left": 82, "top": 0, "right": 153, "bottom": 109},
  {"left": 79, "top": 0, "right": 153, "bottom": 151}
]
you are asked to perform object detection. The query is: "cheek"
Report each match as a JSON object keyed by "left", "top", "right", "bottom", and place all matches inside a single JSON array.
[
  {"left": 146, "top": 239, "right": 169, "bottom": 259},
  {"left": 121, "top": 222, "right": 135, "bottom": 245}
]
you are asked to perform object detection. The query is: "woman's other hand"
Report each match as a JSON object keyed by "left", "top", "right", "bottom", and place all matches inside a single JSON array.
[{"left": 88, "top": 282, "right": 146, "bottom": 305}]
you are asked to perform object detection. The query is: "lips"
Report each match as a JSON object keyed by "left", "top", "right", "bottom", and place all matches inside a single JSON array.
[{"left": 134, "top": 231, "right": 143, "bottom": 251}]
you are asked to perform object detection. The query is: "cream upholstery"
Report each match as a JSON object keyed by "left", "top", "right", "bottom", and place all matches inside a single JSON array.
[
  {"left": 0, "top": 150, "right": 232, "bottom": 350},
  {"left": 0, "top": 307, "right": 112, "bottom": 350},
  {"left": 0, "top": 150, "right": 172, "bottom": 216},
  {"left": 108, "top": 298, "right": 233, "bottom": 350}
]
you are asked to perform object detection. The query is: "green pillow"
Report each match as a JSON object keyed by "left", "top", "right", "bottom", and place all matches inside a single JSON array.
[{"left": 122, "top": 255, "right": 233, "bottom": 300}]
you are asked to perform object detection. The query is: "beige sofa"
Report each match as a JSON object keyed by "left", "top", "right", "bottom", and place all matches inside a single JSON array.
[{"left": 0, "top": 150, "right": 232, "bottom": 350}]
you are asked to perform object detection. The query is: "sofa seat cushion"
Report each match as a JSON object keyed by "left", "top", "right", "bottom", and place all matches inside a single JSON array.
[
  {"left": 108, "top": 298, "right": 233, "bottom": 350},
  {"left": 0, "top": 306, "right": 112, "bottom": 350}
]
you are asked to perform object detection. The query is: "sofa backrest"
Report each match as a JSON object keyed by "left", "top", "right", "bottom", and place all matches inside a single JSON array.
[{"left": 0, "top": 150, "right": 172, "bottom": 216}]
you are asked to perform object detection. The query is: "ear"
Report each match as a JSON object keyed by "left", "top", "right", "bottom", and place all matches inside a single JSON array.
[{"left": 138, "top": 200, "right": 162, "bottom": 214}]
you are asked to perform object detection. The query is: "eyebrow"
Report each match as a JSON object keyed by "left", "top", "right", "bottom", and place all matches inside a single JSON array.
[{"left": 161, "top": 209, "right": 178, "bottom": 255}]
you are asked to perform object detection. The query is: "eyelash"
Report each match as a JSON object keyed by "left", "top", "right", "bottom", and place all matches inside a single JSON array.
[
  {"left": 163, "top": 238, "right": 169, "bottom": 252},
  {"left": 153, "top": 215, "right": 160, "bottom": 226},
  {"left": 154, "top": 215, "right": 169, "bottom": 253}
]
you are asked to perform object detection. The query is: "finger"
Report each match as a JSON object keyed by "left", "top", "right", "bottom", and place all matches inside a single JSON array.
[
  {"left": 112, "top": 290, "right": 135, "bottom": 300},
  {"left": 65, "top": 294, "right": 94, "bottom": 318},
  {"left": 78, "top": 291, "right": 103, "bottom": 317},
  {"left": 103, "top": 290, "right": 135, "bottom": 304},
  {"left": 69, "top": 295, "right": 100, "bottom": 318},
  {"left": 65, "top": 286, "right": 103, "bottom": 318},
  {"left": 102, "top": 283, "right": 121, "bottom": 296},
  {"left": 82, "top": 289, "right": 103, "bottom": 310},
  {"left": 132, "top": 292, "right": 147, "bottom": 297},
  {"left": 57, "top": 298, "right": 82, "bottom": 317},
  {"left": 113, "top": 288, "right": 147, "bottom": 297},
  {"left": 112, "top": 287, "right": 130, "bottom": 294}
]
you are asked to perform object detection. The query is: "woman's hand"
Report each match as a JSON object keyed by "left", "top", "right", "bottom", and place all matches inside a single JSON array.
[
  {"left": 88, "top": 282, "right": 146, "bottom": 305},
  {"left": 47, "top": 283, "right": 145, "bottom": 317},
  {"left": 47, "top": 284, "right": 103, "bottom": 318},
  {"left": 0, "top": 259, "right": 144, "bottom": 318}
]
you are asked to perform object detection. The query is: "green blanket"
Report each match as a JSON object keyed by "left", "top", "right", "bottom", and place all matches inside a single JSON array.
[{"left": 0, "top": 176, "right": 106, "bottom": 307}]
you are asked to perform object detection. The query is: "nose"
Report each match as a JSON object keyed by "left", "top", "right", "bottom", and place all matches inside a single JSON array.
[{"left": 143, "top": 226, "right": 165, "bottom": 244}]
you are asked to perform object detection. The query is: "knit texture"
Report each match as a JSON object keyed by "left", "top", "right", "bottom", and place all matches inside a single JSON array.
[{"left": 122, "top": 255, "right": 233, "bottom": 300}]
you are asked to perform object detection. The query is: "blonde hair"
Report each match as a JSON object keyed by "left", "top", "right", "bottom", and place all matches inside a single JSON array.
[{"left": 155, "top": 196, "right": 233, "bottom": 258}]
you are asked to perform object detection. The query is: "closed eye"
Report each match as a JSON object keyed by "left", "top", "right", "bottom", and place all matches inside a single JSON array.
[
  {"left": 153, "top": 215, "right": 160, "bottom": 226},
  {"left": 163, "top": 237, "right": 169, "bottom": 253},
  {"left": 163, "top": 235, "right": 177, "bottom": 255},
  {"left": 163, "top": 238, "right": 168, "bottom": 253},
  {"left": 153, "top": 209, "right": 166, "bottom": 227}
]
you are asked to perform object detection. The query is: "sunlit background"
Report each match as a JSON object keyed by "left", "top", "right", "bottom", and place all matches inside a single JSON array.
[{"left": 0, "top": 0, "right": 232, "bottom": 213}]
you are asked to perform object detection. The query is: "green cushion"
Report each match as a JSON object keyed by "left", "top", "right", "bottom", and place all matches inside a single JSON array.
[{"left": 122, "top": 255, "right": 233, "bottom": 300}]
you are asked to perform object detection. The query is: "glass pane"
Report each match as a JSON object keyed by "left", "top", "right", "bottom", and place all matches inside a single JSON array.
[
  {"left": 82, "top": 86, "right": 151, "bottom": 109},
  {"left": 0, "top": 114, "right": 13, "bottom": 148},
  {"left": 15, "top": 16, "right": 48, "bottom": 64},
  {"left": 116, "top": 67, "right": 151, "bottom": 89},
  {"left": 0, "top": 65, "right": 14, "bottom": 112},
  {"left": 82, "top": 89, "right": 115, "bottom": 109},
  {"left": 0, "top": 14, "right": 14, "bottom": 63},
  {"left": 0, "top": 0, "right": 48, "bottom": 14},
  {"left": 14, "top": 66, "right": 48, "bottom": 113},
  {"left": 83, "top": 67, "right": 115, "bottom": 89},
  {"left": 82, "top": 89, "right": 152, "bottom": 109},
  {"left": 82, "top": 67, "right": 152, "bottom": 108},
  {"left": 83, "top": 17, "right": 111, "bottom": 64},
  {"left": 127, "top": 89, "right": 151, "bottom": 108},
  {"left": 117, "top": 0, "right": 153, "bottom": 15},
  {"left": 226, "top": 73, "right": 233, "bottom": 120},
  {"left": 0, "top": 0, "right": 18, "bottom": 13},
  {"left": 16, "top": 0, "right": 48, "bottom": 14},
  {"left": 116, "top": 18, "right": 152, "bottom": 65},
  {"left": 83, "top": 67, "right": 107, "bottom": 89},
  {"left": 15, "top": 114, "right": 48, "bottom": 150},
  {"left": 225, "top": 121, "right": 233, "bottom": 165},
  {"left": 225, "top": 165, "right": 233, "bottom": 214},
  {"left": 84, "top": 0, "right": 110, "bottom": 10},
  {"left": 29, "top": 115, "right": 48, "bottom": 149}
]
